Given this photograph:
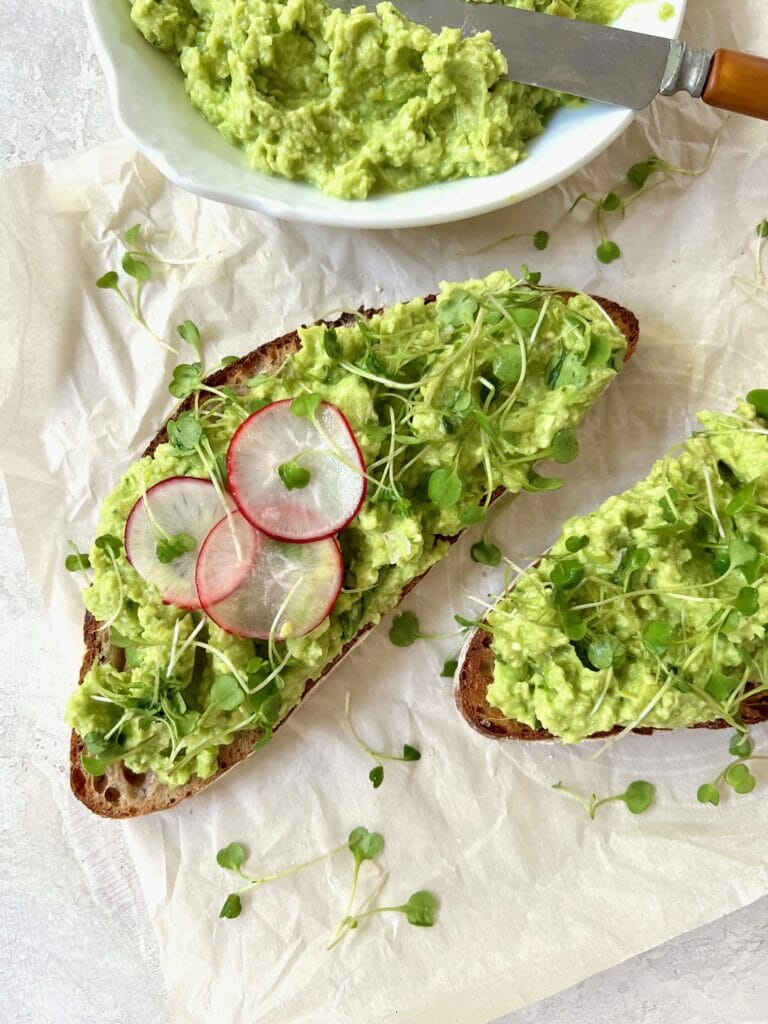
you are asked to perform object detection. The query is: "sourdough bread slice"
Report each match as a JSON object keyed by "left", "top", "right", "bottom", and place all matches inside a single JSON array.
[{"left": 71, "top": 295, "right": 639, "bottom": 817}]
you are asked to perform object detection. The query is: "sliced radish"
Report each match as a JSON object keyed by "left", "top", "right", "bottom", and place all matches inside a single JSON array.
[
  {"left": 227, "top": 398, "right": 367, "bottom": 543},
  {"left": 124, "top": 477, "right": 239, "bottom": 610},
  {"left": 196, "top": 510, "right": 343, "bottom": 640}
]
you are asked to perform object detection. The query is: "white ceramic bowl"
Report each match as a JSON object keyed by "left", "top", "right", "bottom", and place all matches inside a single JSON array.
[{"left": 82, "top": 0, "right": 685, "bottom": 229}]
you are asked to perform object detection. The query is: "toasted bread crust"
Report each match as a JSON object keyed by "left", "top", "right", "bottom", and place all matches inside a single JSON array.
[{"left": 71, "top": 293, "right": 639, "bottom": 817}]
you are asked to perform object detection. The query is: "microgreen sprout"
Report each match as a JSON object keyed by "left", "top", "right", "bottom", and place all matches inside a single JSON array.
[
  {"left": 570, "top": 128, "right": 723, "bottom": 263},
  {"left": 327, "top": 830, "right": 437, "bottom": 949},
  {"left": 155, "top": 532, "right": 196, "bottom": 564},
  {"left": 697, "top": 732, "right": 767, "bottom": 806},
  {"left": 552, "top": 780, "right": 655, "bottom": 819},
  {"left": 734, "top": 220, "right": 768, "bottom": 314},
  {"left": 216, "top": 837, "right": 348, "bottom": 919},
  {"left": 176, "top": 319, "right": 201, "bottom": 354},
  {"left": 96, "top": 226, "right": 181, "bottom": 354},
  {"left": 471, "top": 538, "right": 502, "bottom": 566},
  {"left": 388, "top": 611, "right": 464, "bottom": 648},
  {"left": 343, "top": 693, "right": 421, "bottom": 788},
  {"left": 65, "top": 543, "right": 91, "bottom": 575},
  {"left": 278, "top": 459, "right": 311, "bottom": 490}
]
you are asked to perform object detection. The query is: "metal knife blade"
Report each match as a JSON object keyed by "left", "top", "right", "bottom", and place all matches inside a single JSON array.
[{"left": 337, "top": 1, "right": 712, "bottom": 110}]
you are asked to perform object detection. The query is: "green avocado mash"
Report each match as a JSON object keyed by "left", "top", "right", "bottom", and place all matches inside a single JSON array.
[
  {"left": 66, "top": 270, "right": 627, "bottom": 787},
  {"left": 486, "top": 401, "right": 768, "bottom": 742},
  {"left": 128, "top": 0, "right": 635, "bottom": 198}
]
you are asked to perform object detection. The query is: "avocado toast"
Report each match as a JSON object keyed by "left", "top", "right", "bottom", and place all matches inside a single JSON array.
[
  {"left": 456, "top": 400, "right": 768, "bottom": 742},
  {"left": 67, "top": 271, "right": 638, "bottom": 817}
]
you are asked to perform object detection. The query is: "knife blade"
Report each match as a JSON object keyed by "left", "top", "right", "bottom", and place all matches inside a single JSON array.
[{"left": 336, "top": 1, "right": 768, "bottom": 120}]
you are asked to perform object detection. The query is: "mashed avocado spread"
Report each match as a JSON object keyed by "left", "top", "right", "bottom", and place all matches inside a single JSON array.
[
  {"left": 486, "top": 401, "right": 768, "bottom": 742},
  {"left": 128, "top": 0, "right": 635, "bottom": 198},
  {"left": 66, "top": 270, "right": 627, "bottom": 787}
]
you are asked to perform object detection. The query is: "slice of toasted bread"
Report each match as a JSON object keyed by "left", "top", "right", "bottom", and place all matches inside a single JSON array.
[
  {"left": 71, "top": 294, "right": 639, "bottom": 817},
  {"left": 455, "top": 505, "right": 768, "bottom": 741}
]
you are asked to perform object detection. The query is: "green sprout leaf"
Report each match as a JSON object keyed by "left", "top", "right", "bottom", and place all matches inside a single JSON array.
[
  {"left": 83, "top": 732, "right": 110, "bottom": 755},
  {"left": 401, "top": 744, "right": 421, "bottom": 762},
  {"left": 596, "top": 240, "right": 621, "bottom": 264},
  {"left": 550, "top": 428, "right": 579, "bottom": 464},
  {"left": 290, "top": 392, "right": 322, "bottom": 419},
  {"left": 348, "top": 826, "right": 384, "bottom": 866},
  {"left": 400, "top": 890, "right": 437, "bottom": 926},
  {"left": 65, "top": 550, "right": 91, "bottom": 572},
  {"left": 96, "top": 270, "right": 120, "bottom": 291},
  {"left": 621, "top": 780, "right": 654, "bottom": 815},
  {"left": 219, "top": 893, "right": 243, "bottom": 919},
  {"left": 627, "top": 160, "right": 656, "bottom": 190},
  {"left": 588, "top": 634, "right": 625, "bottom": 670},
  {"left": 757, "top": 220, "right": 768, "bottom": 238},
  {"left": 278, "top": 460, "right": 311, "bottom": 491},
  {"left": 726, "top": 479, "right": 757, "bottom": 516},
  {"left": 123, "top": 224, "right": 141, "bottom": 246},
  {"left": 210, "top": 674, "right": 246, "bottom": 711},
  {"left": 614, "top": 546, "right": 650, "bottom": 587},
  {"left": 95, "top": 534, "right": 122, "bottom": 556},
  {"left": 436, "top": 290, "right": 479, "bottom": 328},
  {"left": 729, "top": 732, "right": 753, "bottom": 759},
  {"left": 533, "top": 230, "right": 549, "bottom": 251},
  {"left": 156, "top": 532, "right": 196, "bottom": 564},
  {"left": 176, "top": 319, "right": 201, "bottom": 353},
  {"left": 169, "top": 362, "right": 203, "bottom": 400},
  {"left": 428, "top": 468, "right": 462, "bottom": 509},
  {"left": 524, "top": 470, "right": 564, "bottom": 492},
  {"left": 724, "top": 762, "right": 757, "bottom": 794},
  {"left": 470, "top": 538, "right": 501, "bottom": 566},
  {"left": 642, "top": 619, "right": 671, "bottom": 657},
  {"left": 369, "top": 765, "right": 384, "bottom": 788},
  {"left": 562, "top": 609, "right": 587, "bottom": 641},
  {"left": 389, "top": 611, "right": 422, "bottom": 647},
  {"left": 510, "top": 307, "right": 539, "bottom": 330},
  {"left": 734, "top": 586, "right": 759, "bottom": 616},
  {"left": 550, "top": 559, "right": 584, "bottom": 590},
  {"left": 440, "top": 658, "right": 458, "bottom": 678},
  {"left": 81, "top": 755, "right": 108, "bottom": 777},
  {"left": 168, "top": 411, "right": 204, "bottom": 452},
  {"left": 492, "top": 344, "right": 522, "bottom": 384},
  {"left": 601, "top": 192, "right": 622, "bottom": 211},
  {"left": 459, "top": 506, "right": 486, "bottom": 526},
  {"left": 121, "top": 252, "right": 150, "bottom": 283},
  {"left": 697, "top": 783, "right": 720, "bottom": 806},
  {"left": 747, "top": 389, "right": 768, "bottom": 419},
  {"left": 705, "top": 672, "right": 739, "bottom": 701},
  {"left": 565, "top": 534, "right": 589, "bottom": 553},
  {"left": 217, "top": 843, "right": 246, "bottom": 871}
]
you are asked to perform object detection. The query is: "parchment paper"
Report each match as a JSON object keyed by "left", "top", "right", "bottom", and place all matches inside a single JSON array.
[{"left": 2, "top": 1, "right": 768, "bottom": 1019}]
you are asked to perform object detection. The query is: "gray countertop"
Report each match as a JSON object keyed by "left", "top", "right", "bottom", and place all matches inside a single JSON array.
[{"left": 1, "top": 2, "right": 765, "bottom": 1021}]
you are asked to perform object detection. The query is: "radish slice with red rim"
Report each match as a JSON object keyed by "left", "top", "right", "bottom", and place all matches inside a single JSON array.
[
  {"left": 196, "top": 510, "right": 344, "bottom": 640},
  {"left": 124, "top": 477, "right": 237, "bottom": 610},
  {"left": 227, "top": 399, "right": 366, "bottom": 543}
]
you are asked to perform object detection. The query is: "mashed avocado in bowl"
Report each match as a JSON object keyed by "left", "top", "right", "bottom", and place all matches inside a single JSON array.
[
  {"left": 66, "top": 270, "right": 629, "bottom": 789},
  {"left": 127, "top": 0, "right": 638, "bottom": 199},
  {"left": 486, "top": 400, "right": 768, "bottom": 742}
]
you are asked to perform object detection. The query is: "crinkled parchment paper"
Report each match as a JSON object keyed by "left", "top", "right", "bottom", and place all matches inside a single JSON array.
[{"left": 1, "top": 1, "right": 767, "bottom": 1020}]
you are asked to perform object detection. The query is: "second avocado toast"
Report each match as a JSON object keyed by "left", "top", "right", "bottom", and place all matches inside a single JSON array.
[
  {"left": 457, "top": 399, "right": 768, "bottom": 745},
  {"left": 67, "top": 270, "right": 637, "bottom": 817}
]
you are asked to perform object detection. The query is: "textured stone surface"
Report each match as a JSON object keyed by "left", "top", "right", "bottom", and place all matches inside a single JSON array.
[{"left": 1, "top": 2, "right": 766, "bottom": 1022}]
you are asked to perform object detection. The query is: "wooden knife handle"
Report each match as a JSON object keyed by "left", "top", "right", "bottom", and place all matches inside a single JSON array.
[{"left": 702, "top": 49, "right": 768, "bottom": 121}]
